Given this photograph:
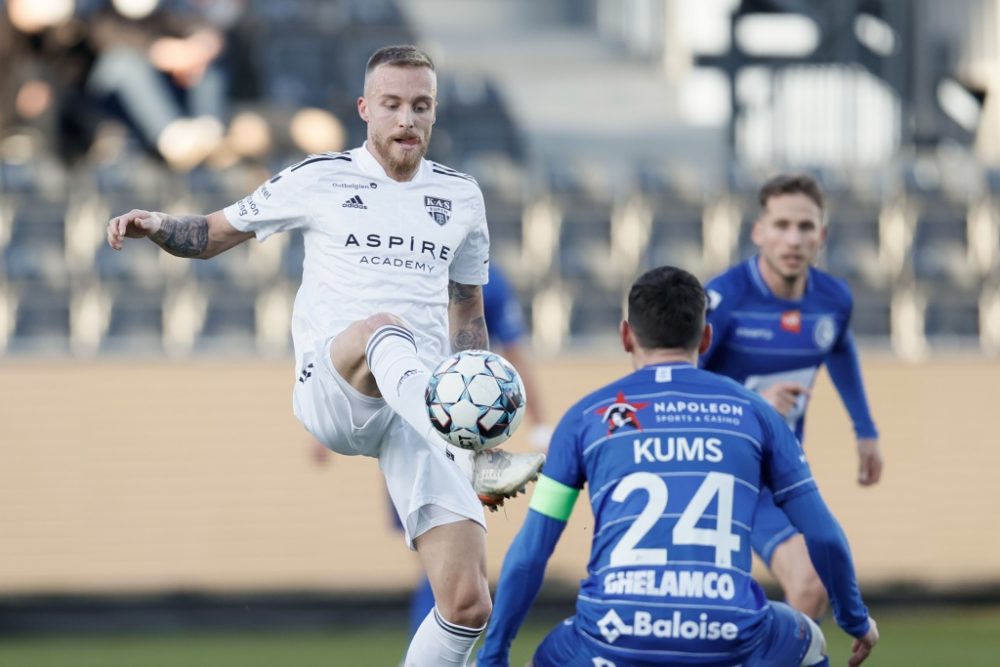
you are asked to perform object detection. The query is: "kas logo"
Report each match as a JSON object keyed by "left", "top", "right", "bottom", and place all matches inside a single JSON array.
[
  {"left": 425, "top": 196, "right": 452, "bottom": 225},
  {"left": 596, "top": 391, "right": 649, "bottom": 434}
]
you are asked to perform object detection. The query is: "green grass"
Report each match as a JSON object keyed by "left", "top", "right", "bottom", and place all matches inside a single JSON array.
[{"left": 1, "top": 606, "right": 998, "bottom": 666}]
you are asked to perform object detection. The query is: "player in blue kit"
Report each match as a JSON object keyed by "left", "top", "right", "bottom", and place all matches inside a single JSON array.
[
  {"left": 476, "top": 266, "right": 878, "bottom": 667},
  {"left": 701, "top": 174, "right": 883, "bottom": 619}
]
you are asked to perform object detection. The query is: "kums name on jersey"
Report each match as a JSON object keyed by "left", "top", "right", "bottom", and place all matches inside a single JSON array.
[
  {"left": 345, "top": 233, "right": 451, "bottom": 260},
  {"left": 603, "top": 569, "right": 736, "bottom": 599},
  {"left": 633, "top": 436, "right": 724, "bottom": 463}
]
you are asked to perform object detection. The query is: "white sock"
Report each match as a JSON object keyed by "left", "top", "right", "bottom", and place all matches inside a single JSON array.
[
  {"left": 365, "top": 324, "right": 437, "bottom": 443},
  {"left": 404, "top": 607, "right": 485, "bottom": 667}
]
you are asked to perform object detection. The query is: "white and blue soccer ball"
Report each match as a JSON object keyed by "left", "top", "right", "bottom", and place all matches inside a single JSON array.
[{"left": 425, "top": 350, "right": 527, "bottom": 452}]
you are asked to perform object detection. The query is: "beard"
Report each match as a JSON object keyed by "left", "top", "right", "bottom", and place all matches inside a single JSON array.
[{"left": 372, "top": 128, "right": 430, "bottom": 178}]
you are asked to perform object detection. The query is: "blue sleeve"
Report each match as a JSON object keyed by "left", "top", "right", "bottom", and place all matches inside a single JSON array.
[
  {"left": 700, "top": 278, "right": 735, "bottom": 368},
  {"left": 826, "top": 329, "right": 879, "bottom": 439},
  {"left": 475, "top": 511, "right": 567, "bottom": 667},
  {"left": 779, "top": 489, "right": 871, "bottom": 637},
  {"left": 483, "top": 267, "right": 526, "bottom": 346}
]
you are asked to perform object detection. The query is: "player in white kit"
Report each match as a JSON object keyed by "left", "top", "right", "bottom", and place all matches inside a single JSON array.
[{"left": 106, "top": 45, "right": 545, "bottom": 667}]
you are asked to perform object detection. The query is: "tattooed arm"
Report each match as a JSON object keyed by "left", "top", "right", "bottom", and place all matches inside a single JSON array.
[
  {"left": 107, "top": 209, "right": 254, "bottom": 259},
  {"left": 448, "top": 281, "right": 489, "bottom": 352}
]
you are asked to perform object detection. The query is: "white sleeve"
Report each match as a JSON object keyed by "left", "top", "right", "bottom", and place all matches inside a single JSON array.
[
  {"left": 449, "top": 189, "right": 490, "bottom": 285},
  {"left": 222, "top": 166, "right": 311, "bottom": 242}
]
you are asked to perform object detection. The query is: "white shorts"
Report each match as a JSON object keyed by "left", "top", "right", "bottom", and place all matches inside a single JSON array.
[{"left": 293, "top": 336, "right": 485, "bottom": 548}]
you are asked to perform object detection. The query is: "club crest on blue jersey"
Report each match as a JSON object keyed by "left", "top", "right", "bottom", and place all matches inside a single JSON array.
[
  {"left": 596, "top": 391, "right": 649, "bottom": 434},
  {"left": 813, "top": 315, "right": 837, "bottom": 350},
  {"left": 425, "top": 196, "right": 452, "bottom": 225}
]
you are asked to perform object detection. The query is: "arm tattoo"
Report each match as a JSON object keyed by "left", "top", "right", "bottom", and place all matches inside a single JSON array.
[
  {"left": 448, "top": 281, "right": 488, "bottom": 351},
  {"left": 453, "top": 315, "right": 488, "bottom": 351},
  {"left": 448, "top": 281, "right": 479, "bottom": 304},
  {"left": 150, "top": 215, "right": 210, "bottom": 258}
]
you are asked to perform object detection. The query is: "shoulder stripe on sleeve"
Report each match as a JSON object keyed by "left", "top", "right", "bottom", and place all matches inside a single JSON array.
[
  {"left": 529, "top": 474, "right": 580, "bottom": 522},
  {"left": 291, "top": 155, "right": 352, "bottom": 171},
  {"left": 432, "top": 168, "right": 476, "bottom": 182}
]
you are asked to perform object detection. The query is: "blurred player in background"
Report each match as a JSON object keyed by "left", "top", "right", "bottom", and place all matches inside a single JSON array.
[
  {"left": 477, "top": 265, "right": 879, "bottom": 667},
  {"left": 701, "top": 173, "right": 883, "bottom": 619},
  {"left": 106, "top": 44, "right": 544, "bottom": 667}
]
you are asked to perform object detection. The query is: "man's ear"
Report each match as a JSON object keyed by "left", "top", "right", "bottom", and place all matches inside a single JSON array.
[
  {"left": 698, "top": 323, "right": 712, "bottom": 356},
  {"left": 357, "top": 96, "right": 369, "bottom": 122},
  {"left": 620, "top": 320, "right": 634, "bottom": 354}
]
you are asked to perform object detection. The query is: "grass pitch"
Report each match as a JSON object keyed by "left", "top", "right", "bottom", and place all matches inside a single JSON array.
[{"left": 1, "top": 605, "right": 998, "bottom": 666}]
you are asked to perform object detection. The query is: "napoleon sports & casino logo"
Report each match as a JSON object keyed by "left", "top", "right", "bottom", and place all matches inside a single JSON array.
[{"left": 596, "top": 391, "right": 649, "bottom": 434}]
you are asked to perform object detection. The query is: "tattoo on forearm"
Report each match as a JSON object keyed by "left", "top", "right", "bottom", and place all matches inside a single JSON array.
[
  {"left": 448, "top": 281, "right": 478, "bottom": 304},
  {"left": 453, "top": 316, "right": 488, "bottom": 351},
  {"left": 151, "top": 215, "right": 209, "bottom": 258}
]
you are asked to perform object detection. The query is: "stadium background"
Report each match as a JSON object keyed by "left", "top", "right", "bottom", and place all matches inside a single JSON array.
[{"left": 3, "top": 0, "right": 1000, "bottom": 664}]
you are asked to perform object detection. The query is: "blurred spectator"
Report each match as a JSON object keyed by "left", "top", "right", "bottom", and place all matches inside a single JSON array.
[
  {"left": 84, "top": 0, "right": 230, "bottom": 171},
  {"left": 0, "top": 0, "right": 99, "bottom": 162}
]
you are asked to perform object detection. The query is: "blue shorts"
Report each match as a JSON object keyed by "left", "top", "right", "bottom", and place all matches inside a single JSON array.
[
  {"left": 751, "top": 488, "right": 799, "bottom": 565},
  {"left": 533, "top": 603, "right": 817, "bottom": 667}
]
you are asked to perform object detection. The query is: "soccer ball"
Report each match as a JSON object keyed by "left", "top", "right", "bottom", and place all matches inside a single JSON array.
[{"left": 425, "top": 350, "right": 527, "bottom": 451}]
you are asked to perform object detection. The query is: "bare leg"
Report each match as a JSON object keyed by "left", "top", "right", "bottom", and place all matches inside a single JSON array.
[
  {"left": 770, "top": 534, "right": 829, "bottom": 619},
  {"left": 404, "top": 519, "right": 491, "bottom": 666}
]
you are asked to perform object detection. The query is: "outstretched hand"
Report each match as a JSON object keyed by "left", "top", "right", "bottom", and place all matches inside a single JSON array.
[
  {"left": 107, "top": 209, "right": 164, "bottom": 250},
  {"left": 849, "top": 617, "right": 879, "bottom": 666},
  {"left": 856, "top": 438, "right": 883, "bottom": 486},
  {"left": 758, "top": 382, "right": 809, "bottom": 417}
]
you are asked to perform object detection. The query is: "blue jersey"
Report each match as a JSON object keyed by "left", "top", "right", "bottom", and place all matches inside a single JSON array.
[
  {"left": 483, "top": 265, "right": 525, "bottom": 346},
  {"left": 701, "top": 257, "right": 877, "bottom": 441},
  {"left": 542, "top": 362, "right": 815, "bottom": 664}
]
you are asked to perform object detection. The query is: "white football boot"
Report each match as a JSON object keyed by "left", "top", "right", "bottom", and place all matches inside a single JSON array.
[{"left": 472, "top": 448, "right": 545, "bottom": 511}]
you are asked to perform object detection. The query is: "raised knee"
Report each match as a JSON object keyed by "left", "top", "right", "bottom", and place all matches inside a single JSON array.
[
  {"left": 363, "top": 312, "right": 407, "bottom": 335},
  {"left": 788, "top": 575, "right": 828, "bottom": 619},
  {"left": 436, "top": 585, "right": 492, "bottom": 629}
]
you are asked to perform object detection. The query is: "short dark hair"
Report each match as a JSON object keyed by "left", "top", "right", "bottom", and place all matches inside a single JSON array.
[
  {"left": 627, "top": 266, "right": 706, "bottom": 351},
  {"left": 758, "top": 173, "right": 825, "bottom": 212},
  {"left": 366, "top": 44, "right": 435, "bottom": 75}
]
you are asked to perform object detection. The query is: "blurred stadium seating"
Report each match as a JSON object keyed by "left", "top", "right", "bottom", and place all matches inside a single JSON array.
[{"left": 0, "top": 0, "right": 996, "bottom": 359}]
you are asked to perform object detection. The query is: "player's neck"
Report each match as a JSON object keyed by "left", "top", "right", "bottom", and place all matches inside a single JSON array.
[
  {"left": 756, "top": 256, "right": 807, "bottom": 301},
  {"left": 631, "top": 349, "right": 698, "bottom": 370}
]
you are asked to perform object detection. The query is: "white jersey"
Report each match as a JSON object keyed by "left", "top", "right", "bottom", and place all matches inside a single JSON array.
[{"left": 223, "top": 144, "right": 491, "bottom": 375}]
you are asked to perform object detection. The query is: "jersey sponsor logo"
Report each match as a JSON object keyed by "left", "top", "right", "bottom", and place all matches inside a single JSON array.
[
  {"left": 603, "top": 569, "right": 736, "bottom": 600},
  {"left": 345, "top": 234, "right": 451, "bottom": 260},
  {"left": 342, "top": 195, "right": 367, "bottom": 209},
  {"left": 425, "top": 196, "right": 452, "bottom": 225},
  {"left": 734, "top": 326, "right": 774, "bottom": 340},
  {"left": 236, "top": 197, "right": 260, "bottom": 217},
  {"left": 331, "top": 181, "right": 378, "bottom": 190},
  {"left": 813, "top": 315, "right": 837, "bottom": 350},
  {"left": 653, "top": 400, "right": 744, "bottom": 426},
  {"left": 633, "top": 436, "right": 723, "bottom": 464},
  {"left": 653, "top": 401, "right": 744, "bottom": 416},
  {"left": 780, "top": 310, "right": 802, "bottom": 334},
  {"left": 596, "top": 609, "right": 739, "bottom": 644},
  {"left": 596, "top": 391, "right": 649, "bottom": 434}
]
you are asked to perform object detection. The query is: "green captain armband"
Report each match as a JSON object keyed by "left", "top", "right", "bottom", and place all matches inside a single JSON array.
[{"left": 528, "top": 474, "right": 580, "bottom": 522}]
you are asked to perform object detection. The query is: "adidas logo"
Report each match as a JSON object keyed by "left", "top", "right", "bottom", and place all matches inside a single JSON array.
[{"left": 342, "top": 195, "right": 367, "bottom": 209}]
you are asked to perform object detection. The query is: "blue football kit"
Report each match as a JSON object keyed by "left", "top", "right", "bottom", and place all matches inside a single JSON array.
[
  {"left": 476, "top": 362, "right": 870, "bottom": 667},
  {"left": 483, "top": 264, "right": 527, "bottom": 347},
  {"left": 701, "top": 257, "right": 878, "bottom": 563}
]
